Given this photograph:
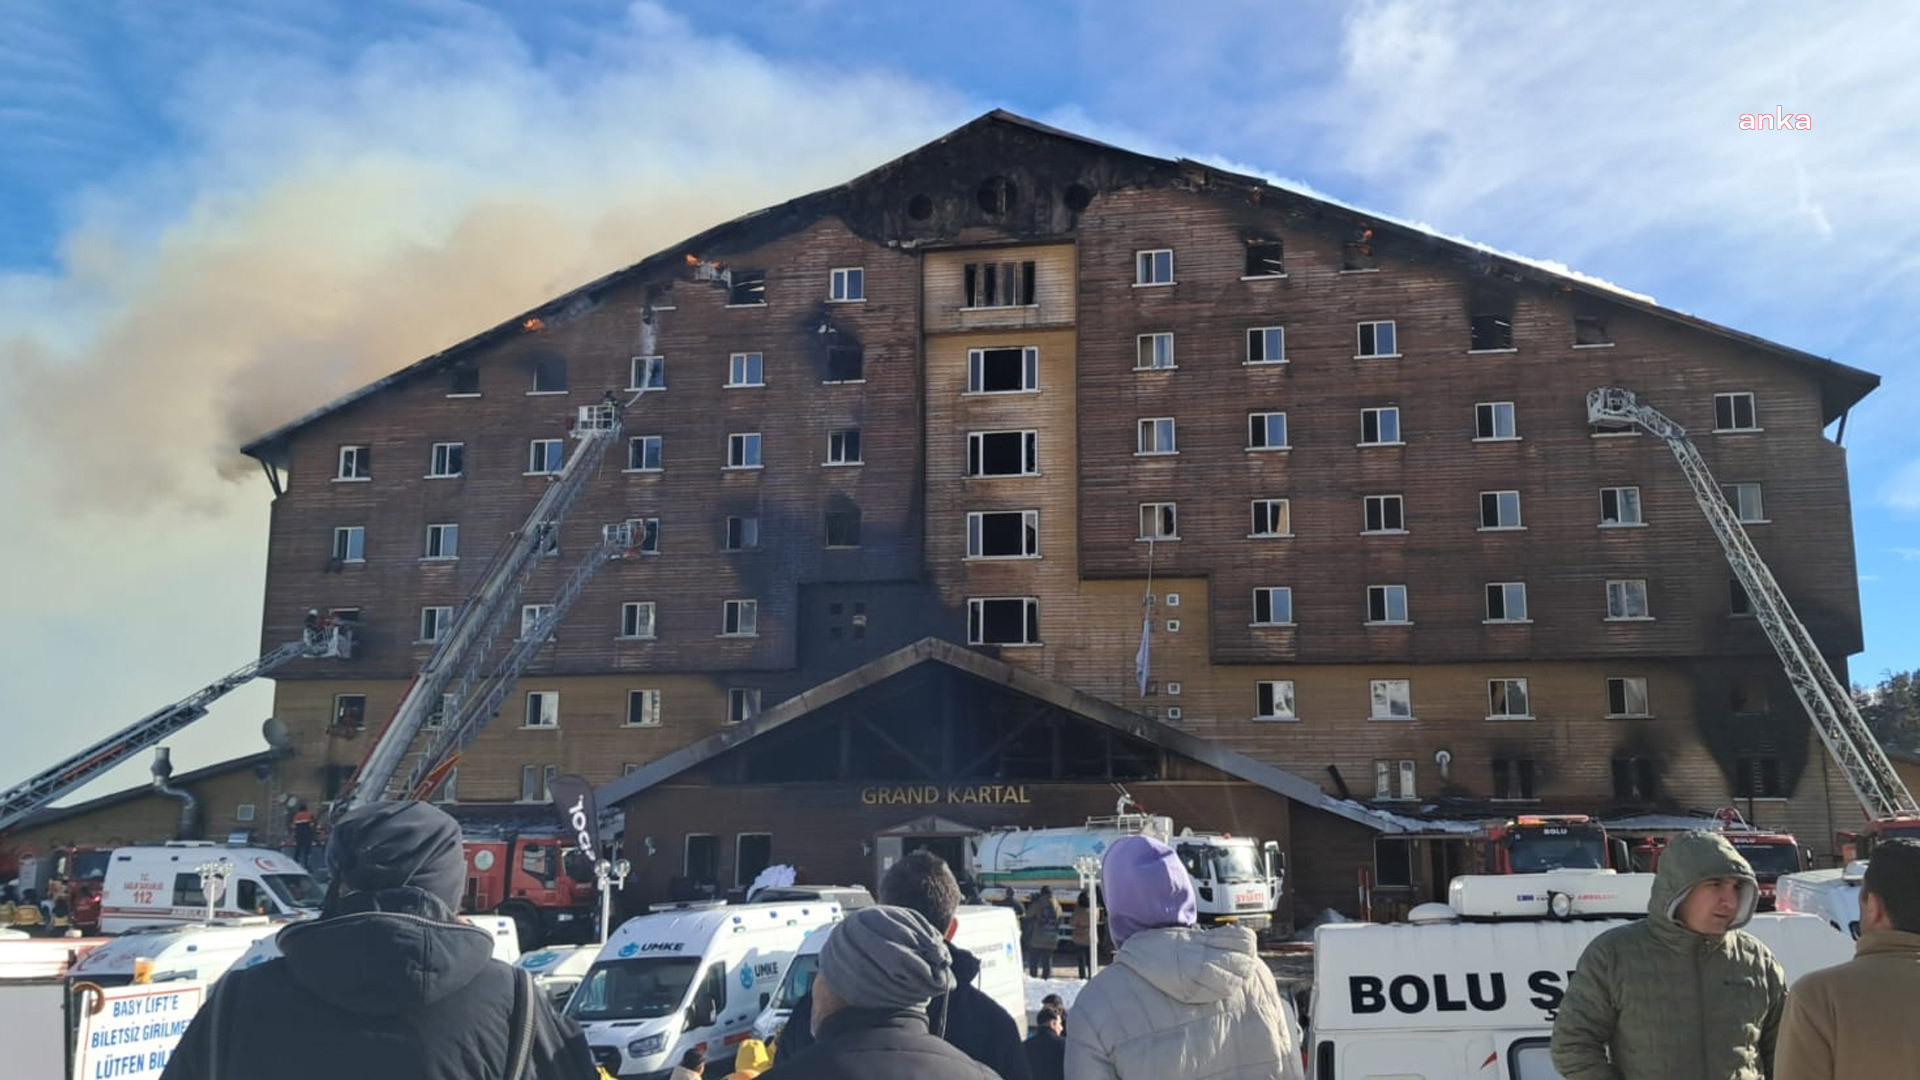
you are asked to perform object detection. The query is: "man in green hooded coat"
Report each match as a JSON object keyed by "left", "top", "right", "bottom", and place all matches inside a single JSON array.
[{"left": 1550, "top": 830, "right": 1786, "bottom": 1079}]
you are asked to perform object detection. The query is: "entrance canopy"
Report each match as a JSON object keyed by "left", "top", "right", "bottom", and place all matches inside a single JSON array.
[{"left": 596, "top": 637, "right": 1391, "bottom": 831}]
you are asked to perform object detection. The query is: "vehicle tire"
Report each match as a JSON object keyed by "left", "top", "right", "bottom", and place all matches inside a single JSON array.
[{"left": 502, "top": 904, "right": 541, "bottom": 952}]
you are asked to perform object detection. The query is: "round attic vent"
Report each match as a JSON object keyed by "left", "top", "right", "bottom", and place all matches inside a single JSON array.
[
  {"left": 1063, "top": 183, "right": 1094, "bottom": 212},
  {"left": 906, "top": 193, "right": 934, "bottom": 221}
]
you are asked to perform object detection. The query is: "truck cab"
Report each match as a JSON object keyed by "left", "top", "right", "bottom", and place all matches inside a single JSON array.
[
  {"left": 1480, "top": 816, "right": 1618, "bottom": 874},
  {"left": 1173, "top": 834, "right": 1284, "bottom": 932},
  {"left": 463, "top": 834, "right": 598, "bottom": 950},
  {"left": 1838, "top": 814, "right": 1920, "bottom": 864},
  {"left": 1725, "top": 831, "right": 1807, "bottom": 910}
]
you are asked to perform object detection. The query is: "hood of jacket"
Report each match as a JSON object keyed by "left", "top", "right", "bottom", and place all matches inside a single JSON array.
[
  {"left": 1650, "top": 831, "right": 1759, "bottom": 945},
  {"left": 947, "top": 943, "right": 982, "bottom": 988},
  {"left": 1111, "top": 924, "right": 1264, "bottom": 1005},
  {"left": 277, "top": 886, "right": 498, "bottom": 1014}
]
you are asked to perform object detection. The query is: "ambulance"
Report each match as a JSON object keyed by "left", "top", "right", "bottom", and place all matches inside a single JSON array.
[
  {"left": 67, "top": 920, "right": 284, "bottom": 988},
  {"left": 1774, "top": 862, "right": 1865, "bottom": 939},
  {"left": 567, "top": 901, "right": 843, "bottom": 1078},
  {"left": 225, "top": 912, "right": 526, "bottom": 974},
  {"left": 749, "top": 903, "right": 1024, "bottom": 1046},
  {"left": 98, "top": 843, "right": 324, "bottom": 933},
  {"left": 1310, "top": 870, "right": 1853, "bottom": 1079},
  {"left": 517, "top": 943, "right": 603, "bottom": 1008}
]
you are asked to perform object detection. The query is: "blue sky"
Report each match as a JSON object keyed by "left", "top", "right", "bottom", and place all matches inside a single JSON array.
[{"left": 3, "top": 1, "right": 1918, "bottom": 798}]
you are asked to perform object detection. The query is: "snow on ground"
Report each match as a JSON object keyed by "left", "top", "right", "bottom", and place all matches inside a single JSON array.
[{"left": 1025, "top": 975, "right": 1086, "bottom": 1019}]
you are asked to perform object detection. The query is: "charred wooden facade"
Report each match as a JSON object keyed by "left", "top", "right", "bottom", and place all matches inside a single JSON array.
[{"left": 241, "top": 112, "right": 1879, "bottom": 915}]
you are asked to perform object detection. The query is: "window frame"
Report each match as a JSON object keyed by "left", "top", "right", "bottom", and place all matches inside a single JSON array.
[
  {"left": 423, "top": 522, "right": 459, "bottom": 561},
  {"left": 625, "top": 688, "right": 662, "bottom": 728},
  {"left": 1250, "top": 498, "right": 1292, "bottom": 539},
  {"left": 1484, "top": 582, "right": 1530, "bottom": 624},
  {"left": 332, "top": 526, "right": 367, "bottom": 563},
  {"left": 966, "top": 430, "right": 1040, "bottom": 477},
  {"left": 723, "top": 515, "right": 761, "bottom": 553},
  {"left": 1366, "top": 584, "right": 1410, "bottom": 625},
  {"left": 965, "top": 346, "right": 1040, "bottom": 394},
  {"left": 1138, "top": 502, "right": 1179, "bottom": 542},
  {"left": 332, "top": 693, "right": 367, "bottom": 731},
  {"left": 427, "top": 442, "right": 464, "bottom": 478},
  {"left": 1479, "top": 490, "right": 1524, "bottom": 531},
  {"left": 967, "top": 596, "right": 1042, "bottom": 647},
  {"left": 1134, "top": 248, "right": 1174, "bottom": 286},
  {"left": 1252, "top": 586, "right": 1294, "bottom": 627},
  {"left": 528, "top": 356, "right": 568, "bottom": 394},
  {"left": 629, "top": 355, "right": 666, "bottom": 392},
  {"left": 335, "top": 445, "right": 371, "bottom": 481},
  {"left": 1356, "top": 320, "right": 1399, "bottom": 359},
  {"left": 1474, "top": 401, "right": 1518, "bottom": 441},
  {"left": 725, "top": 270, "right": 767, "bottom": 307},
  {"left": 1600, "top": 486, "right": 1645, "bottom": 527},
  {"left": 418, "top": 605, "right": 453, "bottom": 643},
  {"left": 1360, "top": 406, "right": 1403, "bottom": 446},
  {"left": 962, "top": 260, "right": 1037, "bottom": 309},
  {"left": 828, "top": 267, "right": 865, "bottom": 303},
  {"left": 626, "top": 435, "right": 663, "bottom": 473},
  {"left": 627, "top": 517, "right": 661, "bottom": 555},
  {"left": 523, "top": 691, "right": 560, "bottom": 730},
  {"left": 1714, "top": 392, "right": 1760, "bottom": 433},
  {"left": 726, "top": 432, "right": 764, "bottom": 470},
  {"left": 1605, "top": 579, "right": 1652, "bottom": 621},
  {"left": 824, "top": 510, "right": 862, "bottom": 549},
  {"left": 727, "top": 351, "right": 765, "bottom": 388},
  {"left": 619, "top": 601, "right": 657, "bottom": 640},
  {"left": 826, "top": 428, "right": 863, "bottom": 466},
  {"left": 1487, "top": 678, "right": 1533, "bottom": 720},
  {"left": 1722, "top": 483, "right": 1767, "bottom": 524},
  {"left": 520, "top": 604, "right": 556, "bottom": 641},
  {"left": 1135, "top": 333, "right": 1176, "bottom": 371},
  {"left": 1255, "top": 680, "right": 1297, "bottom": 721},
  {"left": 1247, "top": 411, "right": 1289, "bottom": 451},
  {"left": 1245, "top": 326, "right": 1286, "bottom": 365},
  {"left": 1369, "top": 679, "right": 1414, "bottom": 721},
  {"left": 966, "top": 510, "right": 1040, "bottom": 560},
  {"left": 727, "top": 688, "right": 761, "bottom": 724},
  {"left": 1607, "top": 676, "right": 1652, "bottom": 719},
  {"left": 1136, "top": 417, "right": 1178, "bottom": 456},
  {"left": 1243, "top": 240, "right": 1285, "bottom": 279},
  {"left": 526, "top": 439, "right": 564, "bottom": 475},
  {"left": 1363, "top": 494, "right": 1407, "bottom": 535},
  {"left": 722, "top": 599, "right": 759, "bottom": 638}
]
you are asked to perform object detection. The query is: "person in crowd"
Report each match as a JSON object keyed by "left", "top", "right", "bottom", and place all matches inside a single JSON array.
[
  {"left": 1070, "top": 892, "right": 1095, "bottom": 979},
  {"left": 1065, "top": 835, "right": 1303, "bottom": 1080},
  {"left": 761, "top": 905, "right": 1000, "bottom": 1080},
  {"left": 725, "top": 1038, "right": 771, "bottom": 1078},
  {"left": 668, "top": 1047, "right": 705, "bottom": 1080},
  {"left": 1776, "top": 838, "right": 1920, "bottom": 1078},
  {"left": 160, "top": 801, "right": 596, "bottom": 1080},
  {"left": 1024, "top": 1007, "right": 1066, "bottom": 1080},
  {"left": 1550, "top": 830, "right": 1785, "bottom": 1080},
  {"left": 1024, "top": 885, "right": 1062, "bottom": 978},
  {"left": 780, "top": 853, "right": 1029, "bottom": 1078},
  {"left": 1040, "top": 994, "right": 1065, "bottom": 1028},
  {"left": 292, "top": 804, "right": 317, "bottom": 868}
]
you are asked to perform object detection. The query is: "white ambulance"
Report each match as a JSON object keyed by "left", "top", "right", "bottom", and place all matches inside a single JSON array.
[
  {"left": 518, "top": 943, "right": 603, "bottom": 1009},
  {"left": 750, "top": 903, "right": 1024, "bottom": 1046},
  {"left": 68, "top": 920, "right": 285, "bottom": 988},
  {"left": 225, "top": 912, "right": 526, "bottom": 975},
  {"left": 1310, "top": 871, "right": 1853, "bottom": 1079},
  {"left": 567, "top": 901, "right": 843, "bottom": 1077},
  {"left": 98, "top": 843, "right": 324, "bottom": 933},
  {"left": 1774, "top": 861, "right": 1865, "bottom": 939}
]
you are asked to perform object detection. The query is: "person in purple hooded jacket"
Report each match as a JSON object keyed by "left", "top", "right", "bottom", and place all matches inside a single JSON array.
[{"left": 1064, "top": 835, "right": 1303, "bottom": 1080}]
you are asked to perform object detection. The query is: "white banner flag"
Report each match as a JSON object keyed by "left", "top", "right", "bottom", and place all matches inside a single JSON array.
[{"left": 1135, "top": 614, "right": 1151, "bottom": 697}]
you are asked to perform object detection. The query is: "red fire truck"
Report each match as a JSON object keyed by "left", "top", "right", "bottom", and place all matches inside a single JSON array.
[
  {"left": 1479, "top": 816, "right": 1622, "bottom": 874},
  {"left": 1723, "top": 830, "right": 1807, "bottom": 911},
  {"left": 1838, "top": 814, "right": 1920, "bottom": 864},
  {"left": 460, "top": 830, "right": 598, "bottom": 950}
]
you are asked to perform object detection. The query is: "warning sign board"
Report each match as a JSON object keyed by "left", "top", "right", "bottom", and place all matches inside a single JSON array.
[{"left": 72, "top": 983, "right": 205, "bottom": 1080}]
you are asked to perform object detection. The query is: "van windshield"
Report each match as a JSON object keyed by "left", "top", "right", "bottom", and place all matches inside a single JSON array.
[
  {"left": 1508, "top": 832, "right": 1607, "bottom": 872},
  {"left": 1732, "top": 842, "right": 1801, "bottom": 878},
  {"left": 774, "top": 954, "right": 817, "bottom": 1010},
  {"left": 263, "top": 874, "right": 326, "bottom": 910},
  {"left": 568, "top": 957, "right": 700, "bottom": 1021}
]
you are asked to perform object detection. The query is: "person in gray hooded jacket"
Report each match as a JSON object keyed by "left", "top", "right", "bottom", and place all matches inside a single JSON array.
[
  {"left": 161, "top": 801, "right": 596, "bottom": 1080},
  {"left": 1065, "top": 835, "right": 1303, "bottom": 1080}
]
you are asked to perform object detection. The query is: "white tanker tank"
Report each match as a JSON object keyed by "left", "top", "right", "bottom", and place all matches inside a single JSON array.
[{"left": 969, "top": 799, "right": 1283, "bottom": 933}]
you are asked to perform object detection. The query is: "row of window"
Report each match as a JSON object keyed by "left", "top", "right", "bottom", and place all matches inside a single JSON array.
[
  {"left": 1370, "top": 751, "right": 1784, "bottom": 804},
  {"left": 1126, "top": 482, "right": 1768, "bottom": 542},
  {"left": 338, "top": 508, "right": 864, "bottom": 568},
  {"left": 335, "top": 425, "right": 865, "bottom": 485},
  {"left": 1249, "top": 676, "right": 1651, "bottom": 722},
  {"left": 330, "top": 685, "right": 763, "bottom": 738}
]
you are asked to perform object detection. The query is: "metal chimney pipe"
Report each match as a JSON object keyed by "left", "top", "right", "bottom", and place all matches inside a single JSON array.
[{"left": 151, "top": 747, "right": 201, "bottom": 841}]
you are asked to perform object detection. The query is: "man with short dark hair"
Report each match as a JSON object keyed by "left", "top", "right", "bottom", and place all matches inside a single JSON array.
[
  {"left": 1777, "top": 838, "right": 1920, "bottom": 1078},
  {"left": 1024, "top": 1008, "right": 1065, "bottom": 1080},
  {"left": 780, "top": 853, "right": 1029, "bottom": 1079}
]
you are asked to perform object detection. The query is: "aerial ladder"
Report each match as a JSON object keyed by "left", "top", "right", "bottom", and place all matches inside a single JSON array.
[
  {"left": 1586, "top": 387, "right": 1919, "bottom": 822},
  {"left": 0, "top": 621, "right": 354, "bottom": 834},
  {"left": 336, "top": 311, "right": 665, "bottom": 812}
]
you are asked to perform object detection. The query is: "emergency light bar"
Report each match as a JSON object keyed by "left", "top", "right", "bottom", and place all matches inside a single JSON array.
[{"left": 1449, "top": 870, "right": 1653, "bottom": 921}]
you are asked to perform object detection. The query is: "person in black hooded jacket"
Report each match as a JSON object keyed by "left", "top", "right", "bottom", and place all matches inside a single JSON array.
[
  {"left": 775, "top": 852, "right": 1029, "bottom": 1079},
  {"left": 160, "top": 801, "right": 596, "bottom": 1080}
]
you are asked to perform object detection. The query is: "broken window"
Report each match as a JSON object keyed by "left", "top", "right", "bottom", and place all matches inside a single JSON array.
[
  {"left": 724, "top": 516, "right": 759, "bottom": 551},
  {"left": 1475, "top": 401, "right": 1517, "bottom": 440},
  {"left": 1342, "top": 227, "right": 1376, "bottom": 271},
  {"left": 1730, "top": 577, "right": 1755, "bottom": 616},
  {"left": 1360, "top": 407, "right": 1400, "bottom": 445},
  {"left": 1250, "top": 499, "right": 1291, "bottom": 537},
  {"left": 1734, "top": 755, "right": 1784, "bottom": 798},
  {"left": 1485, "top": 582, "right": 1529, "bottom": 622},
  {"left": 826, "top": 346, "right": 864, "bottom": 382},
  {"left": 728, "top": 271, "right": 766, "bottom": 306},
  {"left": 727, "top": 433, "right": 762, "bottom": 468},
  {"left": 963, "top": 261, "right": 1037, "bottom": 308},
  {"left": 966, "top": 430, "right": 1038, "bottom": 476},
  {"left": 620, "top": 603, "right": 656, "bottom": 640},
  {"left": 1246, "top": 326, "right": 1285, "bottom": 364},
  {"left": 827, "top": 428, "right": 861, "bottom": 464},
  {"left": 967, "top": 346, "right": 1038, "bottom": 392},
  {"left": 1606, "top": 580, "right": 1651, "bottom": 620},
  {"left": 1252, "top": 587, "right": 1292, "bottom": 625},
  {"left": 967, "top": 510, "right": 1039, "bottom": 558},
  {"left": 523, "top": 692, "right": 559, "bottom": 728},
  {"left": 1493, "top": 759, "right": 1537, "bottom": 800},
  {"left": 1600, "top": 486, "right": 1643, "bottom": 526},
  {"left": 1138, "top": 503, "right": 1178, "bottom": 541},
  {"left": 1480, "top": 490, "right": 1523, "bottom": 529},
  {"left": 1137, "top": 418, "right": 1177, "bottom": 454},
  {"left": 829, "top": 267, "right": 864, "bottom": 302},
  {"left": 1488, "top": 678, "right": 1531, "bottom": 718},
  {"left": 332, "top": 526, "right": 366, "bottom": 562},
  {"left": 825, "top": 510, "right": 861, "bottom": 548},
  {"left": 1247, "top": 412, "right": 1288, "bottom": 450},
  {"left": 1574, "top": 313, "right": 1611, "bottom": 346},
  {"left": 630, "top": 355, "right": 666, "bottom": 391},
  {"left": 333, "top": 694, "right": 367, "bottom": 731},
  {"left": 728, "top": 352, "right": 764, "bottom": 387},
  {"left": 1356, "top": 320, "right": 1397, "bottom": 357},
  {"left": 626, "top": 517, "right": 660, "bottom": 554},
  {"left": 1469, "top": 295, "right": 1515, "bottom": 350},
  {"left": 520, "top": 604, "right": 555, "bottom": 640},
  {"left": 1367, "top": 585, "right": 1409, "bottom": 624},
  {"left": 968, "top": 597, "right": 1040, "bottom": 646},
  {"left": 449, "top": 365, "right": 480, "bottom": 395},
  {"left": 727, "top": 689, "right": 759, "bottom": 724},
  {"left": 1612, "top": 757, "right": 1656, "bottom": 801},
  {"left": 1244, "top": 238, "right": 1284, "bottom": 277},
  {"left": 1135, "top": 333, "right": 1175, "bottom": 370},
  {"left": 1256, "top": 680, "right": 1296, "bottom": 720},
  {"left": 336, "top": 445, "right": 371, "bottom": 480},
  {"left": 628, "top": 435, "right": 662, "bottom": 471},
  {"left": 1363, "top": 495, "right": 1405, "bottom": 533},
  {"left": 531, "top": 356, "right": 566, "bottom": 393},
  {"left": 723, "top": 599, "right": 758, "bottom": 636},
  {"left": 1369, "top": 679, "right": 1413, "bottom": 719},
  {"left": 1607, "top": 676, "right": 1651, "bottom": 717},
  {"left": 626, "top": 688, "right": 661, "bottom": 725},
  {"left": 1715, "top": 392, "right": 1759, "bottom": 431}
]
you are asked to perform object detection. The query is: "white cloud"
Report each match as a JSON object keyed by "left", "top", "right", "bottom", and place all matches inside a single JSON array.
[{"left": 0, "top": 2, "right": 966, "bottom": 794}]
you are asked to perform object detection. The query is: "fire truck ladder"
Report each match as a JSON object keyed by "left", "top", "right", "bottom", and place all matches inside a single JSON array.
[
  {"left": 337, "top": 400, "right": 630, "bottom": 810},
  {"left": 401, "top": 517, "right": 646, "bottom": 800},
  {"left": 1587, "top": 386, "right": 1919, "bottom": 820},
  {"left": 0, "top": 623, "right": 354, "bottom": 832}
]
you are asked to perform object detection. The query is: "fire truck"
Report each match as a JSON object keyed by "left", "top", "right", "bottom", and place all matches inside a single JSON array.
[
  {"left": 1837, "top": 814, "right": 1920, "bottom": 864},
  {"left": 1477, "top": 816, "right": 1623, "bottom": 874},
  {"left": 460, "top": 827, "right": 600, "bottom": 950}
]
